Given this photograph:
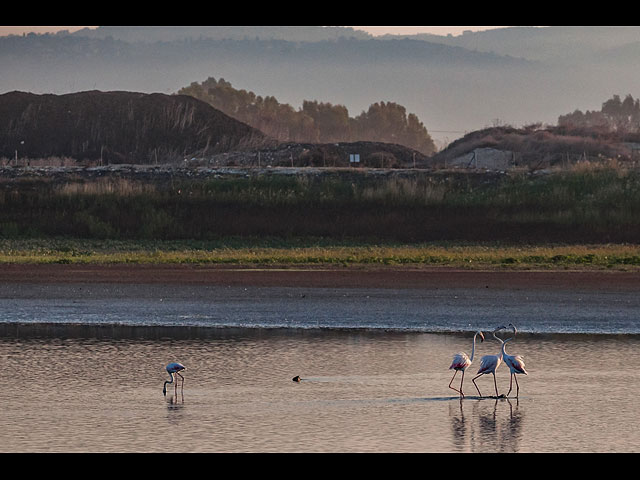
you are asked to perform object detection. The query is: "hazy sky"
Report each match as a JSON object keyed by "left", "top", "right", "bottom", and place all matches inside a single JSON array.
[
  {"left": 0, "top": 26, "right": 507, "bottom": 37},
  {"left": 352, "top": 26, "right": 509, "bottom": 36}
]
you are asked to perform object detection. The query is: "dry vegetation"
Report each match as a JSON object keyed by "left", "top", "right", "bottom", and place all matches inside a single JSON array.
[{"left": 1, "top": 162, "right": 640, "bottom": 253}]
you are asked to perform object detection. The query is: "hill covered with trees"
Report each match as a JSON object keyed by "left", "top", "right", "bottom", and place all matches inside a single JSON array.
[
  {"left": 558, "top": 94, "right": 640, "bottom": 139},
  {"left": 178, "top": 77, "right": 436, "bottom": 156}
]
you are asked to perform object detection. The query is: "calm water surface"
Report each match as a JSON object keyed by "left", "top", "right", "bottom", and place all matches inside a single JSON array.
[{"left": 1, "top": 283, "right": 640, "bottom": 452}]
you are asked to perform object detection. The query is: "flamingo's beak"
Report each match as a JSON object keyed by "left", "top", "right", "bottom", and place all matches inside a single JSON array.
[{"left": 479, "top": 332, "right": 485, "bottom": 342}]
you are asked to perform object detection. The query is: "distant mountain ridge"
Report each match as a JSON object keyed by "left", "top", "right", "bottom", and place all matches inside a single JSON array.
[
  {"left": 0, "top": 33, "right": 526, "bottom": 67},
  {"left": 2, "top": 26, "right": 640, "bottom": 146},
  {"left": 387, "top": 26, "right": 640, "bottom": 62},
  {"left": 70, "top": 26, "right": 372, "bottom": 43},
  {"left": 67, "top": 26, "right": 640, "bottom": 63}
]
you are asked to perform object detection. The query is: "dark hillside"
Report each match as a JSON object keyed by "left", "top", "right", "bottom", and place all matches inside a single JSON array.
[
  {"left": 431, "top": 125, "right": 636, "bottom": 170},
  {"left": 0, "top": 91, "right": 269, "bottom": 164}
]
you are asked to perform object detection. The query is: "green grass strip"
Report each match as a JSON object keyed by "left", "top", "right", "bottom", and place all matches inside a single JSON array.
[{"left": 0, "top": 238, "right": 638, "bottom": 270}]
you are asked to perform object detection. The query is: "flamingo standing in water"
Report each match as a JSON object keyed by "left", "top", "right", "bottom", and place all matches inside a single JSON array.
[
  {"left": 472, "top": 326, "right": 506, "bottom": 398},
  {"left": 448, "top": 330, "right": 484, "bottom": 397},
  {"left": 502, "top": 323, "right": 528, "bottom": 397},
  {"left": 163, "top": 362, "right": 186, "bottom": 396}
]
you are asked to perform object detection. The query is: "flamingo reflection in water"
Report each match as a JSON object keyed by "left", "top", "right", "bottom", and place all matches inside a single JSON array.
[
  {"left": 163, "top": 362, "right": 186, "bottom": 396},
  {"left": 448, "top": 330, "right": 484, "bottom": 397}
]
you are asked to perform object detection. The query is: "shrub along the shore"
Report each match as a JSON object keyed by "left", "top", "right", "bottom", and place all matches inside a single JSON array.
[{"left": 1, "top": 164, "right": 640, "bottom": 245}]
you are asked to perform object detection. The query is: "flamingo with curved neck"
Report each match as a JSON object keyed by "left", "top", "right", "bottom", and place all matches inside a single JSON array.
[
  {"left": 502, "top": 323, "right": 528, "bottom": 397},
  {"left": 471, "top": 326, "right": 506, "bottom": 398},
  {"left": 163, "top": 362, "right": 186, "bottom": 396},
  {"left": 448, "top": 330, "right": 484, "bottom": 397}
]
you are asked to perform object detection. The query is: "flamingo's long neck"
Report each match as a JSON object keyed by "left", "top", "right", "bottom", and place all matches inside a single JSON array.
[
  {"left": 163, "top": 373, "right": 174, "bottom": 393},
  {"left": 493, "top": 332, "right": 505, "bottom": 359},
  {"left": 469, "top": 333, "right": 479, "bottom": 362},
  {"left": 501, "top": 336, "right": 513, "bottom": 357}
]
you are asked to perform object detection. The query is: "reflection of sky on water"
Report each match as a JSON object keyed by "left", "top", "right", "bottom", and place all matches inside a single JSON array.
[
  {"left": 0, "top": 283, "right": 638, "bottom": 334},
  {"left": 1, "top": 331, "right": 638, "bottom": 452}
]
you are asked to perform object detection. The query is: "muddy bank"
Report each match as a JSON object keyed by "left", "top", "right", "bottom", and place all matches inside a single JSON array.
[{"left": 0, "top": 263, "right": 637, "bottom": 292}]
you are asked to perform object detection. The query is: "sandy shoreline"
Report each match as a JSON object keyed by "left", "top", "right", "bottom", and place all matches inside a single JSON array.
[{"left": 0, "top": 263, "right": 637, "bottom": 291}]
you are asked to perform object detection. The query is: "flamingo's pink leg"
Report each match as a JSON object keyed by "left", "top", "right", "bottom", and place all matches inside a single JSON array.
[
  {"left": 448, "top": 370, "right": 462, "bottom": 395},
  {"left": 472, "top": 373, "right": 483, "bottom": 398}
]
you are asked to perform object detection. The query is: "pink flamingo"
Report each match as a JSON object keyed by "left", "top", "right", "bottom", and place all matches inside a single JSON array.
[
  {"left": 448, "top": 330, "right": 484, "bottom": 397},
  {"left": 472, "top": 326, "right": 506, "bottom": 398},
  {"left": 502, "top": 323, "right": 528, "bottom": 397},
  {"left": 163, "top": 362, "right": 186, "bottom": 396}
]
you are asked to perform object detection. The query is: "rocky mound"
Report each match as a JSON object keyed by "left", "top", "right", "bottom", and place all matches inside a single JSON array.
[
  {"left": 0, "top": 90, "right": 269, "bottom": 164},
  {"left": 430, "top": 125, "right": 635, "bottom": 170}
]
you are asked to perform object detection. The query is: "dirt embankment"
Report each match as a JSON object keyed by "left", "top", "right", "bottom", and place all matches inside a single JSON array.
[
  {"left": 0, "top": 263, "right": 637, "bottom": 292},
  {"left": 0, "top": 90, "right": 267, "bottom": 164},
  {"left": 0, "top": 91, "right": 428, "bottom": 169}
]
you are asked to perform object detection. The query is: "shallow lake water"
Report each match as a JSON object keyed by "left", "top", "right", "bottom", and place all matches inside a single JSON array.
[{"left": 1, "top": 283, "right": 640, "bottom": 452}]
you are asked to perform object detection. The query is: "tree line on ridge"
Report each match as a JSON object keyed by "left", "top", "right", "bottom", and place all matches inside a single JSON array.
[{"left": 178, "top": 77, "right": 437, "bottom": 156}]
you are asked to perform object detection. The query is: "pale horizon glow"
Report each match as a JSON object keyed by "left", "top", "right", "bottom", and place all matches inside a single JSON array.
[
  {"left": 351, "top": 26, "right": 512, "bottom": 37},
  {"left": 0, "top": 26, "right": 90, "bottom": 31},
  {"left": 0, "top": 26, "right": 96, "bottom": 36},
  {"left": 0, "top": 26, "right": 512, "bottom": 37}
]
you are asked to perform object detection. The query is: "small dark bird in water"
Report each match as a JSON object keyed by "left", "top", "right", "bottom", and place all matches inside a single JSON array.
[{"left": 292, "top": 376, "right": 301, "bottom": 382}]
